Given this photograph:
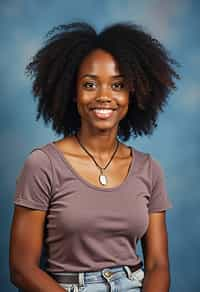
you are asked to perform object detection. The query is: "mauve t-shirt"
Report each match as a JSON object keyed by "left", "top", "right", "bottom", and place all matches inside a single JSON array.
[{"left": 14, "top": 142, "right": 172, "bottom": 273}]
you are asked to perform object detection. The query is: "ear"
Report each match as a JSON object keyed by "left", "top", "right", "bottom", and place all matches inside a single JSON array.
[{"left": 73, "top": 96, "right": 77, "bottom": 103}]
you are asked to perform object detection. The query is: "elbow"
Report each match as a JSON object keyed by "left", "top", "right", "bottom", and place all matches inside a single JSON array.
[
  {"left": 10, "top": 266, "right": 24, "bottom": 287},
  {"left": 9, "top": 263, "right": 34, "bottom": 288},
  {"left": 10, "top": 260, "right": 41, "bottom": 289},
  {"left": 155, "top": 260, "right": 170, "bottom": 273},
  {"left": 9, "top": 254, "right": 23, "bottom": 286},
  {"left": 145, "top": 256, "right": 170, "bottom": 273}
]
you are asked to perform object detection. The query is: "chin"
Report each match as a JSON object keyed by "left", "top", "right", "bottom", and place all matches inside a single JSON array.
[{"left": 90, "top": 122, "right": 119, "bottom": 132}]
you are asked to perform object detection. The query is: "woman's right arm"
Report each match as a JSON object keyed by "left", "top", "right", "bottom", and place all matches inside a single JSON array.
[{"left": 9, "top": 205, "right": 66, "bottom": 292}]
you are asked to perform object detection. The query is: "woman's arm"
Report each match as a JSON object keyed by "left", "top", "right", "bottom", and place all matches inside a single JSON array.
[
  {"left": 141, "top": 211, "right": 171, "bottom": 292},
  {"left": 9, "top": 206, "right": 66, "bottom": 292}
]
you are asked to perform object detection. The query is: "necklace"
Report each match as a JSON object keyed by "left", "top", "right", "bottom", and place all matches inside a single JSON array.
[{"left": 75, "top": 134, "right": 119, "bottom": 186}]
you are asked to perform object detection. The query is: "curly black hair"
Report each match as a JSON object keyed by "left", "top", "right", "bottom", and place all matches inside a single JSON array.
[{"left": 26, "top": 21, "right": 180, "bottom": 141}]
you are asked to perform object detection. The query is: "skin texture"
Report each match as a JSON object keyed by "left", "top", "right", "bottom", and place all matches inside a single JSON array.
[{"left": 9, "top": 49, "right": 170, "bottom": 292}]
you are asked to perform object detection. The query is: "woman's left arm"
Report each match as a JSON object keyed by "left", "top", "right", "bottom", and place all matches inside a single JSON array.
[{"left": 141, "top": 211, "right": 171, "bottom": 292}]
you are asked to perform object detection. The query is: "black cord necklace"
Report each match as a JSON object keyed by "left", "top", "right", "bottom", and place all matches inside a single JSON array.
[{"left": 75, "top": 134, "right": 119, "bottom": 186}]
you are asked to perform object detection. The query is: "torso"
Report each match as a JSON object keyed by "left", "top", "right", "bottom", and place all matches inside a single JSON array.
[{"left": 53, "top": 137, "right": 134, "bottom": 189}]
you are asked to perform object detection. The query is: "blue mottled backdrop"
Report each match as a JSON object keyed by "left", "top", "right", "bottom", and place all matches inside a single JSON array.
[{"left": 0, "top": 0, "right": 199, "bottom": 291}]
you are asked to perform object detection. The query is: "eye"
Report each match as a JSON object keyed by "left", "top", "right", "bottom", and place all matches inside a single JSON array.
[
  {"left": 112, "top": 82, "right": 125, "bottom": 90},
  {"left": 82, "top": 81, "right": 97, "bottom": 90}
]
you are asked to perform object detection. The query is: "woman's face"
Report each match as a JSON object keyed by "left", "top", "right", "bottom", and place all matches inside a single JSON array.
[{"left": 75, "top": 49, "right": 130, "bottom": 134}]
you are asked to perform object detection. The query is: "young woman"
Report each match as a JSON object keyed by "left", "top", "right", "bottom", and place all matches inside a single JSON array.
[{"left": 9, "top": 21, "right": 179, "bottom": 292}]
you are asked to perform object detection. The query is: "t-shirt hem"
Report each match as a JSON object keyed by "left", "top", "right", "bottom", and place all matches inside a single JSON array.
[
  {"left": 45, "top": 259, "right": 143, "bottom": 273},
  {"left": 148, "top": 205, "right": 173, "bottom": 213},
  {"left": 14, "top": 198, "right": 48, "bottom": 211}
]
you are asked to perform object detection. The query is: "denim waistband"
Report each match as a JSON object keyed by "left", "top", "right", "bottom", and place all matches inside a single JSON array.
[{"left": 48, "top": 264, "right": 144, "bottom": 285}]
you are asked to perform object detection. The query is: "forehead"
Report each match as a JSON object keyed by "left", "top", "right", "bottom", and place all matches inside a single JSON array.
[{"left": 77, "top": 49, "right": 121, "bottom": 76}]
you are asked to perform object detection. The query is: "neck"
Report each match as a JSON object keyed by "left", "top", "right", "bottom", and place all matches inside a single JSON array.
[{"left": 76, "top": 129, "right": 119, "bottom": 158}]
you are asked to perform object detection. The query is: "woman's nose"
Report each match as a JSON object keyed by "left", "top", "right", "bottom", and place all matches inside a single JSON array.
[
  {"left": 96, "top": 84, "right": 112, "bottom": 101},
  {"left": 95, "top": 95, "right": 112, "bottom": 103}
]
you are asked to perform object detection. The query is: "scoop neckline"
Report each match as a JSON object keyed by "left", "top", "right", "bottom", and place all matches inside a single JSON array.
[{"left": 49, "top": 141, "right": 136, "bottom": 192}]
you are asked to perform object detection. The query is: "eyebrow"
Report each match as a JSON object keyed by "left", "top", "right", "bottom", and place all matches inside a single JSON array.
[{"left": 80, "top": 74, "right": 124, "bottom": 79}]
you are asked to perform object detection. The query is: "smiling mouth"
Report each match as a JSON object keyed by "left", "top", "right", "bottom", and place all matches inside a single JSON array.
[{"left": 91, "top": 108, "right": 116, "bottom": 119}]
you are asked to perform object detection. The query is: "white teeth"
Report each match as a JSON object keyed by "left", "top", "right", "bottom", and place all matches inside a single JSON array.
[{"left": 93, "top": 109, "right": 113, "bottom": 113}]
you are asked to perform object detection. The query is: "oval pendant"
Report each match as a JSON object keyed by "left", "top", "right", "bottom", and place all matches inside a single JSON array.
[{"left": 99, "top": 174, "right": 107, "bottom": 185}]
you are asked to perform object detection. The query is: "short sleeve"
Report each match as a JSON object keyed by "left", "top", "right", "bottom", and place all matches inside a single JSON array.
[
  {"left": 14, "top": 149, "right": 53, "bottom": 210},
  {"left": 148, "top": 156, "right": 173, "bottom": 213}
]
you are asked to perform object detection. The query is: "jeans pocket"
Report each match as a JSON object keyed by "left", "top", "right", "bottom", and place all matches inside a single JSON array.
[{"left": 130, "top": 268, "right": 144, "bottom": 287}]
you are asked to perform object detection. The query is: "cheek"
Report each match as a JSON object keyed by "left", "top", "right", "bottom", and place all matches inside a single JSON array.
[
  {"left": 118, "top": 92, "right": 129, "bottom": 104},
  {"left": 119, "top": 95, "right": 129, "bottom": 111},
  {"left": 76, "top": 87, "right": 94, "bottom": 104},
  {"left": 76, "top": 93, "right": 88, "bottom": 110},
  {"left": 76, "top": 94, "right": 92, "bottom": 116},
  {"left": 119, "top": 96, "right": 129, "bottom": 119}
]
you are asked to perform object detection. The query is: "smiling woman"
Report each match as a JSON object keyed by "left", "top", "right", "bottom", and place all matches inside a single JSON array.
[
  {"left": 75, "top": 49, "right": 130, "bottom": 134},
  {"left": 9, "top": 21, "right": 179, "bottom": 292}
]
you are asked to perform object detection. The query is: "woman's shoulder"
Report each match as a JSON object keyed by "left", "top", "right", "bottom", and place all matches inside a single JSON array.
[
  {"left": 22, "top": 142, "right": 55, "bottom": 170},
  {"left": 129, "top": 145, "right": 164, "bottom": 173},
  {"left": 48, "top": 137, "right": 78, "bottom": 155}
]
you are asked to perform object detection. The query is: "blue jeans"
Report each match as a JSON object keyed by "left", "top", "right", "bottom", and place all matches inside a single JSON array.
[{"left": 55, "top": 265, "right": 144, "bottom": 292}]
